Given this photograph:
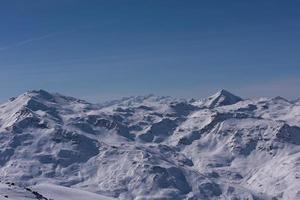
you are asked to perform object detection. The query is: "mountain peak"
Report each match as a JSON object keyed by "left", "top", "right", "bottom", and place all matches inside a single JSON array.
[
  {"left": 24, "top": 89, "right": 89, "bottom": 105},
  {"left": 216, "top": 89, "right": 234, "bottom": 95},
  {"left": 6, "top": 89, "right": 90, "bottom": 115},
  {"left": 25, "top": 89, "right": 56, "bottom": 101},
  {"left": 205, "top": 89, "right": 243, "bottom": 108}
]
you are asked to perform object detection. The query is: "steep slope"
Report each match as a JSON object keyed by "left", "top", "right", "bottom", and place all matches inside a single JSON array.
[{"left": 0, "top": 89, "right": 299, "bottom": 200}]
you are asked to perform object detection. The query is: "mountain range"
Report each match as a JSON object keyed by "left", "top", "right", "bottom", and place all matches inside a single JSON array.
[{"left": 0, "top": 89, "right": 299, "bottom": 200}]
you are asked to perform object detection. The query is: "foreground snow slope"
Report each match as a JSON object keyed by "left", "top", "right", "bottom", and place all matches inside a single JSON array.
[
  {"left": 32, "top": 184, "right": 115, "bottom": 200},
  {"left": 0, "top": 89, "right": 299, "bottom": 199},
  {"left": 0, "top": 182, "right": 115, "bottom": 200}
]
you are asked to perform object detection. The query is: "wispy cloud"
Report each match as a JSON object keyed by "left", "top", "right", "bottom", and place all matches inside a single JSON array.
[
  {"left": 0, "top": 32, "right": 64, "bottom": 51},
  {"left": 0, "top": 24, "right": 91, "bottom": 51}
]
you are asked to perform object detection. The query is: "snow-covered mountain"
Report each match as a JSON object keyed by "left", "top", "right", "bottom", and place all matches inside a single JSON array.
[{"left": 0, "top": 89, "right": 299, "bottom": 200}]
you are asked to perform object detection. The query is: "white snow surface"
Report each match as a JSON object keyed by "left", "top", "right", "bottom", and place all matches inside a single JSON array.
[
  {"left": 32, "top": 183, "right": 115, "bottom": 200},
  {"left": 0, "top": 89, "right": 299, "bottom": 200},
  {"left": 0, "top": 182, "right": 115, "bottom": 200}
]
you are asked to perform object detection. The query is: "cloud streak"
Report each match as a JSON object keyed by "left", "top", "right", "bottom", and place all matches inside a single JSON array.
[
  {"left": 0, "top": 23, "right": 103, "bottom": 52},
  {"left": 0, "top": 32, "right": 64, "bottom": 51},
  {"left": 0, "top": 24, "right": 92, "bottom": 51}
]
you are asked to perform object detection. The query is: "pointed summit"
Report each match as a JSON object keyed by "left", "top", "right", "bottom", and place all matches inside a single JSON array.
[{"left": 205, "top": 89, "right": 243, "bottom": 108}]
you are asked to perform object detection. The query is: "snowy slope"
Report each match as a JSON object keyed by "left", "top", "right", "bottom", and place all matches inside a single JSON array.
[
  {"left": 32, "top": 184, "right": 115, "bottom": 200},
  {"left": 0, "top": 182, "right": 38, "bottom": 200},
  {"left": 0, "top": 182, "right": 115, "bottom": 200},
  {"left": 0, "top": 89, "right": 299, "bottom": 199}
]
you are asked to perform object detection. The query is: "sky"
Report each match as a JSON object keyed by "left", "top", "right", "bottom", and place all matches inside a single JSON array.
[{"left": 0, "top": 0, "right": 300, "bottom": 102}]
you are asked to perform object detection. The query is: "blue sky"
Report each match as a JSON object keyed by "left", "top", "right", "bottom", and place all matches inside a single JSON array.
[{"left": 0, "top": 0, "right": 300, "bottom": 102}]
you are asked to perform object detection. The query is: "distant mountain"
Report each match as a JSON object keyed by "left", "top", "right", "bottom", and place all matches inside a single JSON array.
[
  {"left": 202, "top": 89, "right": 243, "bottom": 108},
  {"left": 0, "top": 89, "right": 299, "bottom": 200},
  {"left": 293, "top": 98, "right": 300, "bottom": 104}
]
